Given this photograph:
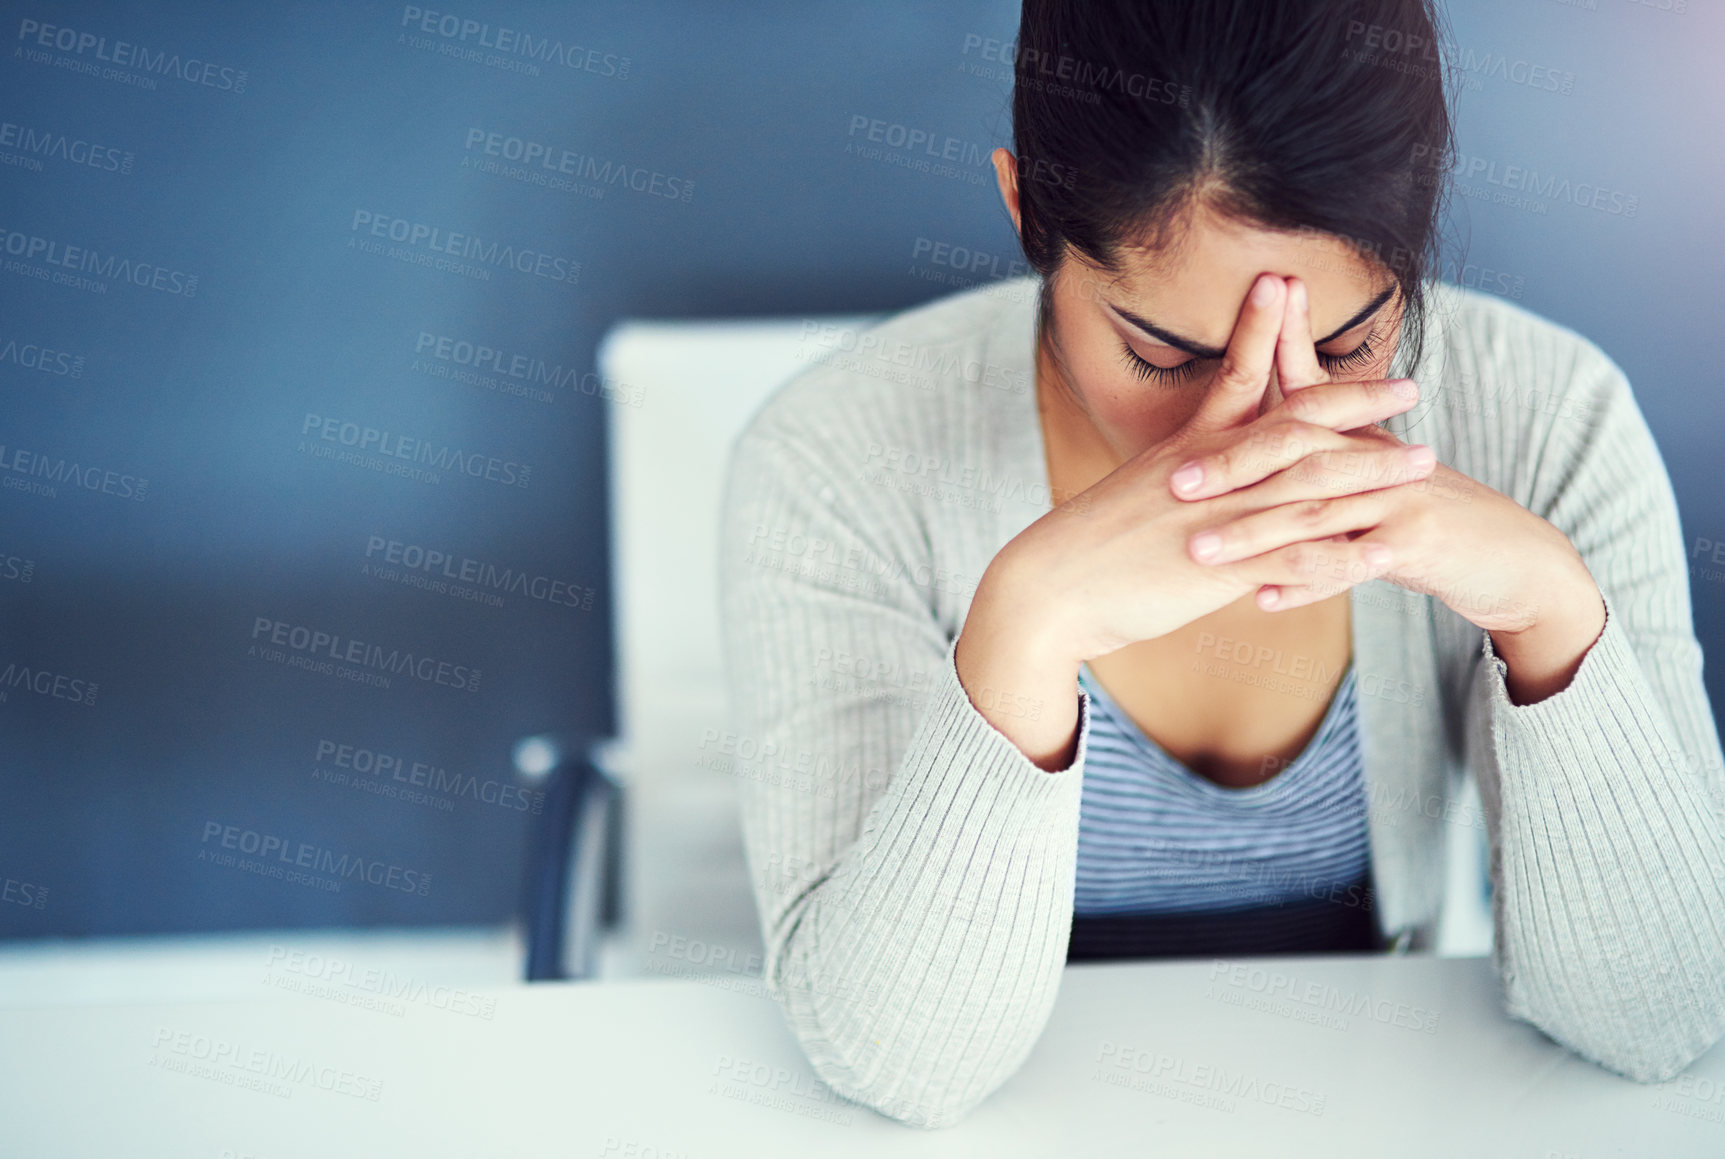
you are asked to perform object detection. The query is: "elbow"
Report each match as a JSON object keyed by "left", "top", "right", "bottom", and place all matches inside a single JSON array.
[
  {"left": 762, "top": 978, "right": 1021, "bottom": 1129},
  {"left": 866, "top": 1091, "right": 993, "bottom": 1130},
  {"left": 1584, "top": 1018, "right": 1725, "bottom": 1086},
  {"left": 1577, "top": 1030, "right": 1724, "bottom": 1086},
  {"left": 796, "top": 1047, "right": 1001, "bottom": 1130},
  {"left": 1505, "top": 979, "right": 1725, "bottom": 1084}
]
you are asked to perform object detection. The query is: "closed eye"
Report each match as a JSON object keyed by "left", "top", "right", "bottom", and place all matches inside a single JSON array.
[{"left": 1119, "top": 334, "right": 1381, "bottom": 386}]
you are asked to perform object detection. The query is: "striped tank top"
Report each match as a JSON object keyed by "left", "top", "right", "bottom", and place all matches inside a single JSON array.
[{"left": 1067, "top": 659, "right": 1379, "bottom": 960}]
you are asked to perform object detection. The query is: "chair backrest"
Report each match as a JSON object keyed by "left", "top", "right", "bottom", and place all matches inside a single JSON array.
[{"left": 597, "top": 316, "right": 875, "bottom": 960}]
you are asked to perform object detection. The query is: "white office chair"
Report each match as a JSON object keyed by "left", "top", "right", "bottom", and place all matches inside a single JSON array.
[{"left": 594, "top": 314, "right": 879, "bottom": 976}]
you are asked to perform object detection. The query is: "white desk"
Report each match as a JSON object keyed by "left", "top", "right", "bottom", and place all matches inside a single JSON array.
[{"left": 2, "top": 954, "right": 1720, "bottom": 1157}]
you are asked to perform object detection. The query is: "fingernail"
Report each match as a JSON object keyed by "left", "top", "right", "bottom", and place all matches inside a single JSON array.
[
  {"left": 1259, "top": 587, "right": 1280, "bottom": 608},
  {"left": 1390, "top": 378, "right": 1419, "bottom": 399},
  {"left": 1171, "top": 461, "right": 1204, "bottom": 493},
  {"left": 1365, "top": 545, "right": 1394, "bottom": 568},
  {"left": 1191, "top": 532, "right": 1221, "bottom": 561},
  {"left": 1405, "top": 445, "right": 1435, "bottom": 471},
  {"left": 1252, "top": 275, "right": 1279, "bottom": 306}
]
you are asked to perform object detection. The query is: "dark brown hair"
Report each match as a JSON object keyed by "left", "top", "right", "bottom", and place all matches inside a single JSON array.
[{"left": 1011, "top": 0, "right": 1458, "bottom": 371}]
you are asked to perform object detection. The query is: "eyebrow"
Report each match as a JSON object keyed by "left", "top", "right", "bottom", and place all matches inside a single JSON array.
[{"left": 1112, "top": 283, "right": 1397, "bottom": 360}]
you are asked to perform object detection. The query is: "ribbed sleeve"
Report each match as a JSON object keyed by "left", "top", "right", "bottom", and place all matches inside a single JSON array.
[
  {"left": 717, "top": 424, "right": 1093, "bottom": 1128},
  {"left": 1466, "top": 336, "right": 1725, "bottom": 1081}
]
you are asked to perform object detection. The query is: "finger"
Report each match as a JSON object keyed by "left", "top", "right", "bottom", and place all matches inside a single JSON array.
[
  {"left": 1251, "top": 441, "right": 1436, "bottom": 508},
  {"left": 1274, "top": 276, "right": 1331, "bottom": 402},
  {"left": 1236, "top": 536, "right": 1397, "bottom": 605},
  {"left": 1168, "top": 393, "right": 1424, "bottom": 502},
  {"left": 1182, "top": 273, "right": 1285, "bottom": 437},
  {"left": 1262, "top": 538, "right": 1352, "bottom": 610},
  {"left": 1170, "top": 420, "right": 1338, "bottom": 501},
  {"left": 1187, "top": 488, "right": 1401, "bottom": 568},
  {"left": 1251, "top": 536, "right": 1366, "bottom": 613},
  {"left": 1256, "top": 577, "right": 1358, "bottom": 612},
  {"left": 1282, "top": 376, "right": 1420, "bottom": 433},
  {"left": 1256, "top": 544, "right": 1393, "bottom": 610}
]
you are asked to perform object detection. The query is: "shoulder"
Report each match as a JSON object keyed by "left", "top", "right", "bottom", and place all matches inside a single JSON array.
[
  {"left": 1399, "top": 282, "right": 1628, "bottom": 470},
  {"left": 1430, "top": 282, "right": 1626, "bottom": 412},
  {"left": 1410, "top": 283, "right": 1654, "bottom": 522}
]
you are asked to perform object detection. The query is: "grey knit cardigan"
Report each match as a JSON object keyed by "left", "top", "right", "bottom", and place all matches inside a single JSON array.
[{"left": 715, "top": 275, "right": 1725, "bottom": 1128}]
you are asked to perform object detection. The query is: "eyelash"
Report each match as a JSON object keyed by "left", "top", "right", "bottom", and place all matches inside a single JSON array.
[{"left": 1119, "top": 334, "right": 1380, "bottom": 386}]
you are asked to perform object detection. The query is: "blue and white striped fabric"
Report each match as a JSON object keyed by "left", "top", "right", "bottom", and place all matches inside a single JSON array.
[{"left": 1072, "top": 661, "right": 1371, "bottom": 917}]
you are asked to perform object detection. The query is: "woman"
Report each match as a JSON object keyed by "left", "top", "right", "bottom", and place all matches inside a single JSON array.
[{"left": 717, "top": 0, "right": 1725, "bottom": 1129}]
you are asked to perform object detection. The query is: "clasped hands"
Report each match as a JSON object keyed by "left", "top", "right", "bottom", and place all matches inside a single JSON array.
[{"left": 1163, "top": 273, "right": 1593, "bottom": 640}]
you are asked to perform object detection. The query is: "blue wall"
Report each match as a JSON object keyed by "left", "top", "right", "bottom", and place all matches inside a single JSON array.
[{"left": 2, "top": 0, "right": 1720, "bottom": 938}]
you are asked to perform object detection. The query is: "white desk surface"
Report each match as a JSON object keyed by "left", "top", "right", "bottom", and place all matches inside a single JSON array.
[{"left": 2, "top": 953, "right": 1719, "bottom": 1158}]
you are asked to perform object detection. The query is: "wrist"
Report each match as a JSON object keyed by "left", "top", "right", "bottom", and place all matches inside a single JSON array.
[
  {"left": 959, "top": 557, "right": 1086, "bottom": 772},
  {"left": 1488, "top": 562, "right": 1606, "bottom": 706},
  {"left": 977, "top": 550, "right": 1082, "bottom": 675}
]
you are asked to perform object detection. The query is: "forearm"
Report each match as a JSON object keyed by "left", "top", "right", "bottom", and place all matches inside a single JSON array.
[
  {"left": 1477, "top": 592, "right": 1725, "bottom": 1080},
  {"left": 753, "top": 633, "right": 1089, "bottom": 1126}
]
